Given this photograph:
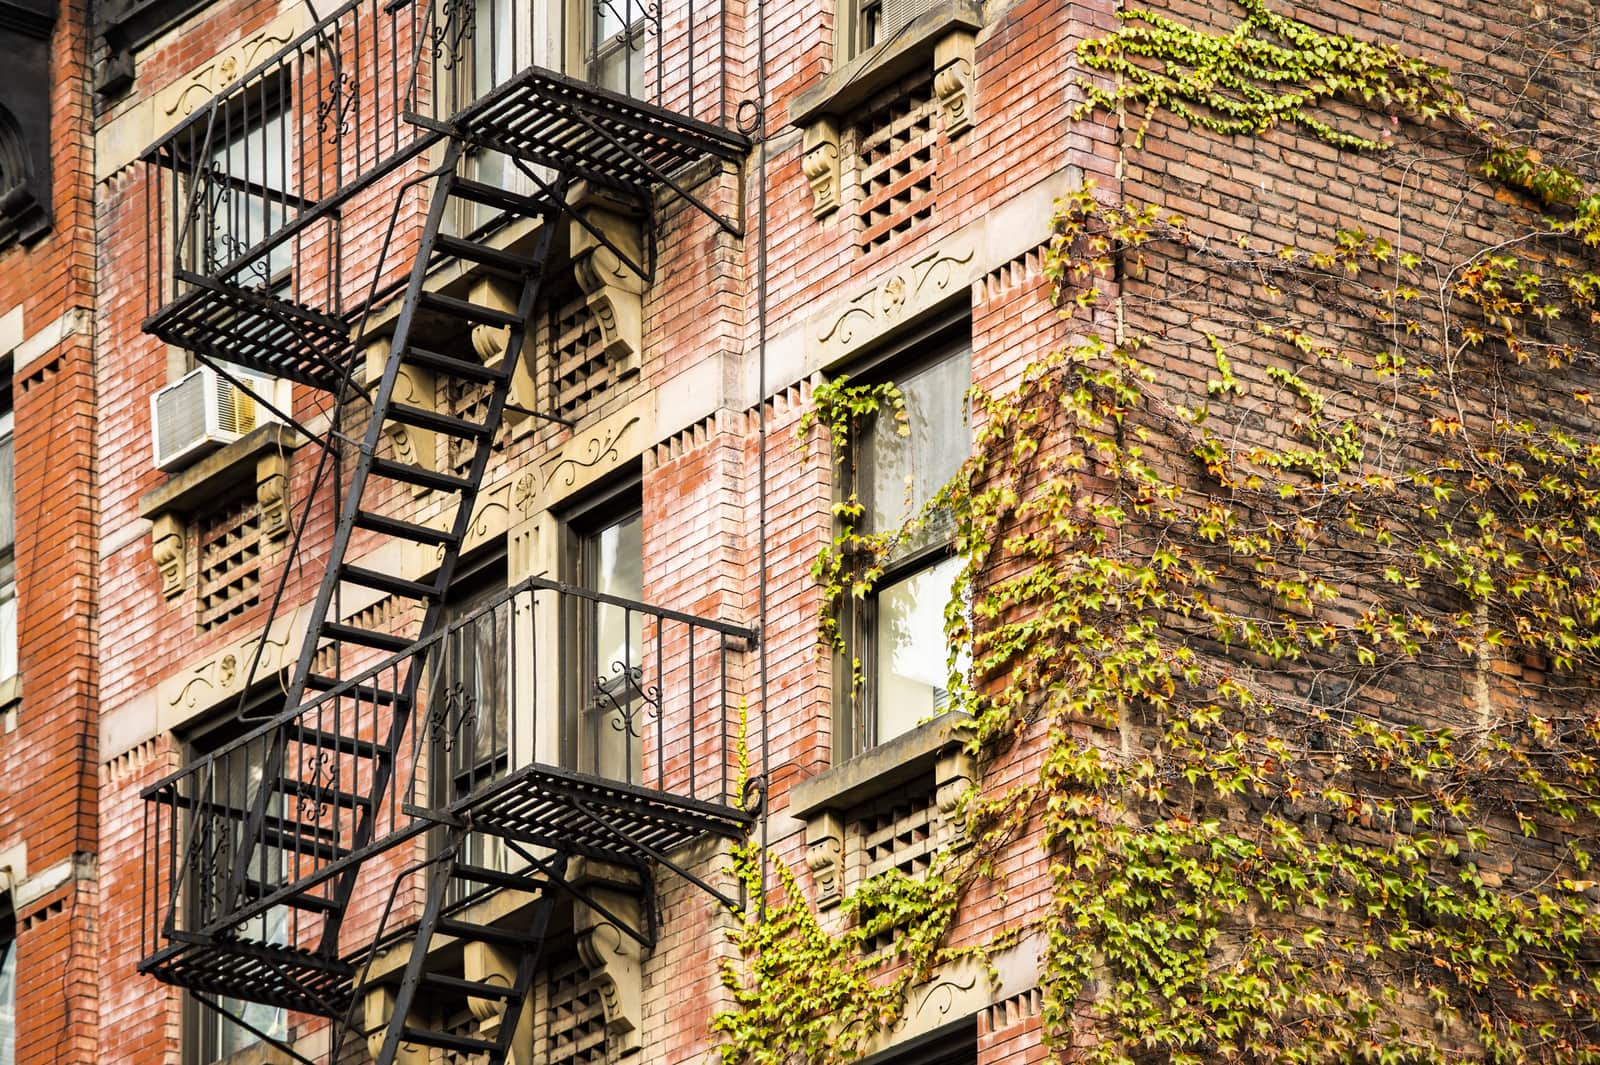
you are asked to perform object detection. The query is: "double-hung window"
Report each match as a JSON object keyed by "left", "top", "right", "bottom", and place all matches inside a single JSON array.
[
  {"left": 840, "top": 326, "right": 970, "bottom": 760},
  {"left": 197, "top": 81, "right": 292, "bottom": 289},
  {"left": 0, "top": 899, "right": 13, "bottom": 1065},
  {"left": 0, "top": 385, "right": 14, "bottom": 685},
  {"left": 564, "top": 484, "right": 645, "bottom": 784},
  {"left": 586, "top": 0, "right": 646, "bottom": 97}
]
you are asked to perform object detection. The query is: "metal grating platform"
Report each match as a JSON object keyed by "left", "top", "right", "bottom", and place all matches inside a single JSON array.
[
  {"left": 147, "top": 272, "right": 354, "bottom": 391},
  {"left": 453, "top": 67, "right": 749, "bottom": 203},
  {"left": 141, "top": 937, "right": 355, "bottom": 1017},
  {"left": 460, "top": 763, "right": 753, "bottom": 865}
]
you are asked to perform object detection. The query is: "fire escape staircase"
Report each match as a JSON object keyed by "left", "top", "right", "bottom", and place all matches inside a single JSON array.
[{"left": 136, "top": 14, "right": 755, "bottom": 1061}]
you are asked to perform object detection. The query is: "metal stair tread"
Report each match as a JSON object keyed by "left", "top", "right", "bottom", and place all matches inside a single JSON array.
[
  {"left": 448, "top": 176, "right": 555, "bottom": 217},
  {"left": 352, "top": 508, "right": 457, "bottom": 546},
  {"left": 399, "top": 1027, "right": 499, "bottom": 1053},
  {"left": 416, "top": 289, "right": 521, "bottom": 329},
  {"left": 338, "top": 562, "right": 441, "bottom": 602},
  {"left": 369, "top": 456, "right": 475, "bottom": 493},
  {"left": 449, "top": 862, "right": 552, "bottom": 894},
  {"left": 433, "top": 232, "right": 541, "bottom": 274},
  {"left": 417, "top": 971, "right": 519, "bottom": 1001},
  {"left": 282, "top": 717, "right": 386, "bottom": 756},
  {"left": 402, "top": 345, "right": 510, "bottom": 384},
  {"left": 386, "top": 400, "right": 494, "bottom": 440},
  {"left": 434, "top": 917, "right": 547, "bottom": 949},
  {"left": 321, "top": 621, "right": 414, "bottom": 653}
]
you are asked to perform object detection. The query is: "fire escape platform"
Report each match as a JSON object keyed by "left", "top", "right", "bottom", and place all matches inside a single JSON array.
[
  {"left": 140, "top": 935, "right": 356, "bottom": 1019},
  {"left": 453, "top": 762, "right": 754, "bottom": 864},
  {"left": 146, "top": 271, "right": 356, "bottom": 392},
  {"left": 448, "top": 66, "right": 749, "bottom": 206}
]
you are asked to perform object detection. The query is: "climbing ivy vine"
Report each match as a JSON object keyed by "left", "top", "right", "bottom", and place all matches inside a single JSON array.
[{"left": 717, "top": 3, "right": 1600, "bottom": 1063}]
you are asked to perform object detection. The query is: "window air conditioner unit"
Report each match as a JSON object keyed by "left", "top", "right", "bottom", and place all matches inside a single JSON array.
[{"left": 150, "top": 366, "right": 281, "bottom": 472}]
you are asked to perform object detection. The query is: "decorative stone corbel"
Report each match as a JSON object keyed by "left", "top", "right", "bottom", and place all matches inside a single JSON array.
[
  {"left": 255, "top": 450, "right": 290, "bottom": 540},
  {"left": 933, "top": 30, "right": 977, "bottom": 137},
  {"left": 363, "top": 985, "right": 429, "bottom": 1065},
  {"left": 801, "top": 119, "right": 841, "bottom": 220},
  {"left": 575, "top": 888, "right": 644, "bottom": 1057},
  {"left": 368, "top": 336, "right": 436, "bottom": 489},
  {"left": 464, "top": 940, "right": 536, "bottom": 1064},
  {"left": 805, "top": 810, "right": 846, "bottom": 909},
  {"left": 568, "top": 189, "right": 645, "bottom": 377},
  {"left": 934, "top": 745, "right": 976, "bottom": 848},
  {"left": 467, "top": 277, "right": 540, "bottom": 429},
  {"left": 151, "top": 512, "right": 186, "bottom": 601}
]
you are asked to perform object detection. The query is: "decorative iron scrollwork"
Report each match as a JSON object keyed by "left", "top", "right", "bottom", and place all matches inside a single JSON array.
[
  {"left": 431, "top": 0, "right": 476, "bottom": 70},
  {"left": 296, "top": 750, "right": 336, "bottom": 821},
  {"left": 428, "top": 680, "right": 478, "bottom": 753},
  {"left": 594, "top": 663, "right": 660, "bottom": 738},
  {"left": 318, "top": 71, "right": 357, "bottom": 144}
]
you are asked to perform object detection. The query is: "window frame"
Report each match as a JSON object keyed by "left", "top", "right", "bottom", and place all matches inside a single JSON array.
[
  {"left": 835, "top": 315, "right": 971, "bottom": 763},
  {"left": 179, "top": 685, "right": 292, "bottom": 1065},
  {"left": 0, "top": 377, "right": 15, "bottom": 685},
  {"left": 558, "top": 475, "right": 645, "bottom": 782}
]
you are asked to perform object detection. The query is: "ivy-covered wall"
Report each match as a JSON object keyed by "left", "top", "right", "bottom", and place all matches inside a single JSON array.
[{"left": 717, "top": 1, "right": 1600, "bottom": 1063}]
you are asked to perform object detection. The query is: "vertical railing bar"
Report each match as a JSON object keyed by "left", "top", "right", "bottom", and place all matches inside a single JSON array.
[
  {"left": 623, "top": 606, "right": 634, "bottom": 786},
  {"left": 656, "top": 612, "right": 665, "bottom": 795},
  {"left": 688, "top": 624, "right": 696, "bottom": 799},
  {"left": 686, "top": 0, "right": 694, "bottom": 119},
  {"left": 720, "top": 632, "right": 728, "bottom": 805}
]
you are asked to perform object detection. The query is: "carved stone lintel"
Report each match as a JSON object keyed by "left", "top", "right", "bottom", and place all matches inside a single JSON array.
[
  {"left": 805, "top": 810, "right": 846, "bottom": 909},
  {"left": 368, "top": 337, "right": 436, "bottom": 487},
  {"left": 801, "top": 119, "right": 841, "bottom": 220},
  {"left": 152, "top": 512, "right": 185, "bottom": 601},
  {"left": 255, "top": 451, "right": 290, "bottom": 540},
  {"left": 569, "top": 193, "right": 645, "bottom": 376},
  {"left": 933, "top": 31, "right": 977, "bottom": 137},
  {"left": 576, "top": 889, "right": 644, "bottom": 1057},
  {"left": 934, "top": 746, "right": 976, "bottom": 848},
  {"left": 363, "top": 984, "right": 429, "bottom": 1065}
]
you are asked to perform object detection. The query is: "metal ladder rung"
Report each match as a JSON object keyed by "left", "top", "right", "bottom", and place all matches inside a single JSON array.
[
  {"left": 433, "top": 232, "right": 540, "bottom": 274},
  {"left": 386, "top": 401, "right": 494, "bottom": 440},
  {"left": 399, "top": 1028, "right": 498, "bottom": 1053},
  {"left": 352, "top": 509, "right": 456, "bottom": 546},
  {"left": 403, "top": 345, "right": 509, "bottom": 384},
  {"left": 338, "top": 563, "right": 440, "bottom": 602},
  {"left": 435, "top": 917, "right": 547, "bottom": 950},
  {"left": 417, "top": 290, "right": 520, "bottom": 329},
  {"left": 283, "top": 719, "right": 385, "bottom": 757},
  {"left": 321, "top": 621, "right": 413, "bottom": 654},
  {"left": 300, "top": 675, "right": 412, "bottom": 711},
  {"left": 369, "top": 456, "right": 475, "bottom": 494},
  {"left": 449, "top": 176, "right": 552, "bottom": 217},
  {"left": 418, "top": 971, "right": 520, "bottom": 1001}
]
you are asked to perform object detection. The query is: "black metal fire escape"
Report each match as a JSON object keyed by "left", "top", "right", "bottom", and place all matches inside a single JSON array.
[{"left": 135, "top": 2, "right": 756, "bottom": 1061}]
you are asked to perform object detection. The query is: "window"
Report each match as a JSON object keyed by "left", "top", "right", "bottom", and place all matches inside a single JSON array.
[
  {"left": 193, "top": 80, "right": 292, "bottom": 288},
  {"left": 563, "top": 482, "right": 644, "bottom": 784},
  {"left": 844, "top": 0, "right": 883, "bottom": 57},
  {"left": 427, "top": 550, "right": 512, "bottom": 890},
  {"left": 840, "top": 327, "right": 971, "bottom": 760},
  {"left": 0, "top": 384, "right": 14, "bottom": 683},
  {"left": 183, "top": 694, "right": 289, "bottom": 1063},
  {"left": 586, "top": 0, "right": 646, "bottom": 97},
  {"left": 0, "top": 899, "right": 14, "bottom": 1065}
]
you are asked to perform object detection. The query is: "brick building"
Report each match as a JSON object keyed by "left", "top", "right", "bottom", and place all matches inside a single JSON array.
[{"left": 0, "top": 0, "right": 1571, "bottom": 1061}]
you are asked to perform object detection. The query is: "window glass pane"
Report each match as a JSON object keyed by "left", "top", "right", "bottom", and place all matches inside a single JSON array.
[
  {"left": 861, "top": 347, "right": 970, "bottom": 550},
  {"left": 207, "top": 105, "right": 290, "bottom": 280},
  {"left": 0, "top": 425, "right": 13, "bottom": 556},
  {"left": 580, "top": 508, "right": 644, "bottom": 783},
  {"left": 873, "top": 554, "right": 963, "bottom": 743},
  {"left": 0, "top": 922, "right": 14, "bottom": 1065}
]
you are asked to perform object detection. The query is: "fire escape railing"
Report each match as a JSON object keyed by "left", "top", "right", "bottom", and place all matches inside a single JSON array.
[
  {"left": 139, "top": 0, "right": 745, "bottom": 389},
  {"left": 139, "top": 576, "right": 754, "bottom": 998}
]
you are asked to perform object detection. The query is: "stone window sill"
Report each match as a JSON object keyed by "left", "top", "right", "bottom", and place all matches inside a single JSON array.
[
  {"left": 789, "top": 712, "right": 974, "bottom": 910},
  {"left": 786, "top": 0, "right": 982, "bottom": 221}
]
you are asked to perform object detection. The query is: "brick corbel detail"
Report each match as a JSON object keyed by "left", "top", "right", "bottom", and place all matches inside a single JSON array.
[
  {"left": 464, "top": 940, "right": 536, "bottom": 1064},
  {"left": 151, "top": 512, "right": 185, "bottom": 600},
  {"left": 568, "top": 192, "right": 645, "bottom": 377},
  {"left": 575, "top": 888, "right": 645, "bottom": 1057},
  {"left": 367, "top": 336, "right": 436, "bottom": 486},
  {"left": 805, "top": 809, "right": 846, "bottom": 909},
  {"left": 801, "top": 119, "right": 841, "bottom": 220},
  {"left": 933, "top": 30, "right": 977, "bottom": 137}
]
